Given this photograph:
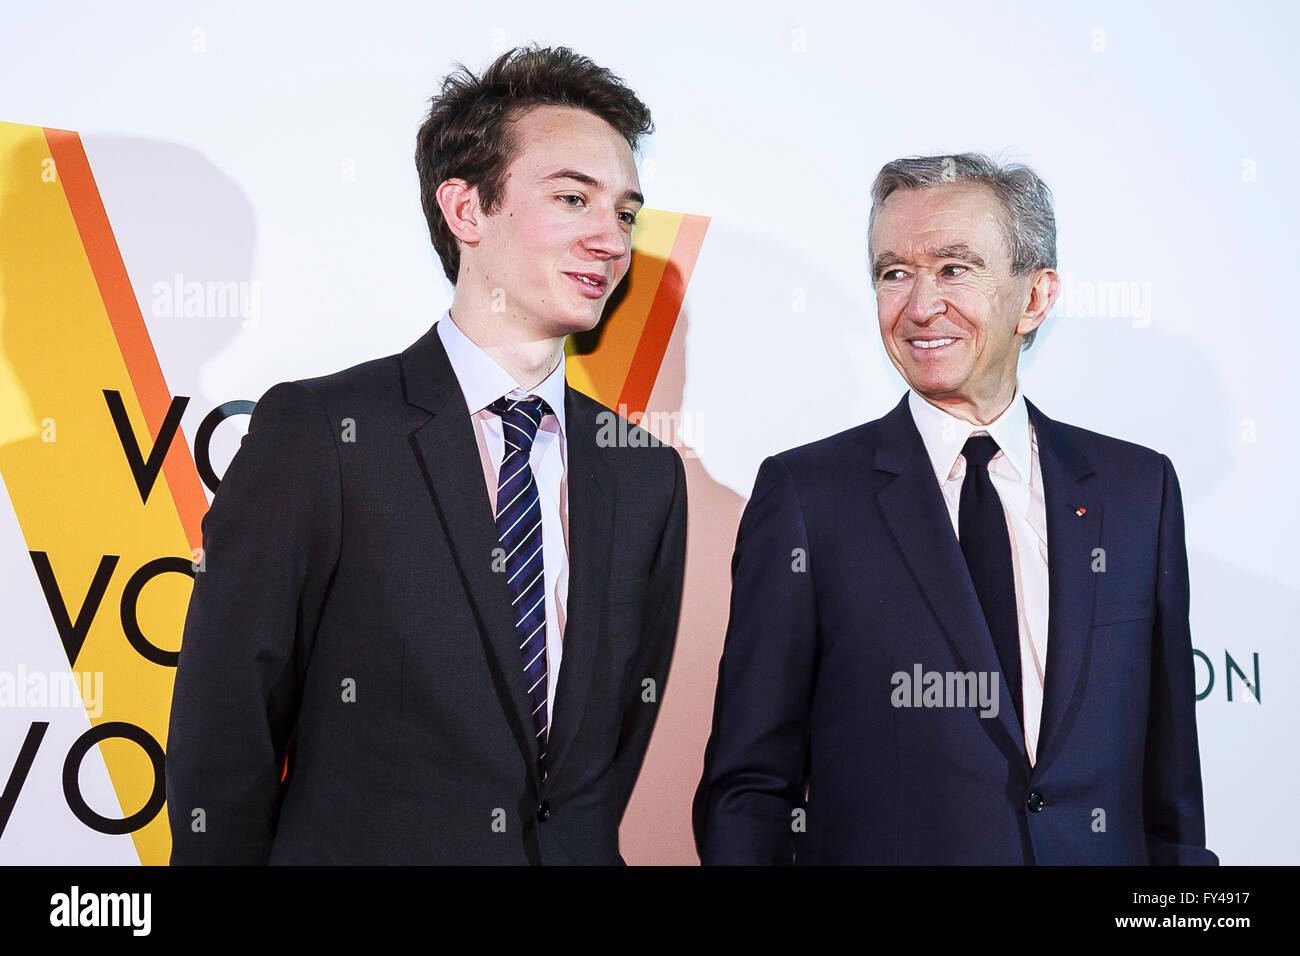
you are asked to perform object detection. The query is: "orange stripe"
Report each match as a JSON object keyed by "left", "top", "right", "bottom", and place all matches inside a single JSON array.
[
  {"left": 618, "top": 214, "right": 709, "bottom": 415},
  {"left": 43, "top": 128, "right": 207, "bottom": 553}
]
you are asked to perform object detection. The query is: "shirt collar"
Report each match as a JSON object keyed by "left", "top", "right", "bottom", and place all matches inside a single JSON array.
[
  {"left": 907, "top": 386, "right": 1032, "bottom": 489},
  {"left": 436, "top": 310, "right": 567, "bottom": 436}
]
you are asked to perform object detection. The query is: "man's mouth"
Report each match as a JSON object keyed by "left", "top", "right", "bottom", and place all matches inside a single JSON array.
[
  {"left": 564, "top": 272, "right": 608, "bottom": 298},
  {"left": 908, "top": 337, "right": 957, "bottom": 351}
]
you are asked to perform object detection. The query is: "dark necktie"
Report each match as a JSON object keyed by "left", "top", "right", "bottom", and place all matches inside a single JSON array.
[
  {"left": 958, "top": 435, "right": 1023, "bottom": 727},
  {"left": 490, "top": 395, "right": 551, "bottom": 772}
]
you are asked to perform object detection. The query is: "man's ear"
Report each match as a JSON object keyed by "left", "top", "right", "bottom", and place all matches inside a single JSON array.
[
  {"left": 1016, "top": 268, "right": 1059, "bottom": 337},
  {"left": 436, "top": 178, "right": 482, "bottom": 246}
]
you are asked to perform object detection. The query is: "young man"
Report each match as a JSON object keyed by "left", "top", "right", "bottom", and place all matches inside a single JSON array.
[
  {"left": 167, "top": 46, "right": 687, "bottom": 865},
  {"left": 694, "top": 154, "right": 1215, "bottom": 865}
]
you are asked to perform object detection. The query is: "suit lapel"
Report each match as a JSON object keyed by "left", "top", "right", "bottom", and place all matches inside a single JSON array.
[
  {"left": 401, "top": 324, "right": 542, "bottom": 787},
  {"left": 1026, "top": 400, "right": 1099, "bottom": 773},
  {"left": 543, "top": 386, "right": 615, "bottom": 782},
  {"left": 873, "top": 395, "right": 1026, "bottom": 760}
]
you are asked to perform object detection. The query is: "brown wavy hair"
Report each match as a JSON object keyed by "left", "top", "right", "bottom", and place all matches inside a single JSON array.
[{"left": 416, "top": 45, "right": 654, "bottom": 285}]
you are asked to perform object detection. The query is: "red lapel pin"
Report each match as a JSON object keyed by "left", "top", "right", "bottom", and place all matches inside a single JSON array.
[{"left": 1075, "top": 507, "right": 1087, "bottom": 517}]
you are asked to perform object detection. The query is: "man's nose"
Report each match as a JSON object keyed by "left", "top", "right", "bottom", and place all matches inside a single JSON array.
[
  {"left": 581, "top": 207, "right": 630, "bottom": 260},
  {"left": 903, "top": 272, "right": 944, "bottom": 323}
]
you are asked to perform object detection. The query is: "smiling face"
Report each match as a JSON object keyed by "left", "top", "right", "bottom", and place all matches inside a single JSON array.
[
  {"left": 869, "top": 181, "right": 1052, "bottom": 421},
  {"left": 469, "top": 104, "right": 643, "bottom": 339}
]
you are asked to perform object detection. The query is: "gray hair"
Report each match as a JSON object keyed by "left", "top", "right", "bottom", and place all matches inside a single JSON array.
[{"left": 868, "top": 153, "right": 1056, "bottom": 348}]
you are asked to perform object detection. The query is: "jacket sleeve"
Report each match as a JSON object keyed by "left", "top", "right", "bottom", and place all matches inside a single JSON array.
[
  {"left": 614, "top": 446, "right": 688, "bottom": 816},
  {"left": 166, "top": 381, "right": 342, "bottom": 864},
  {"left": 693, "top": 455, "right": 817, "bottom": 865},
  {"left": 1143, "top": 453, "right": 1218, "bottom": 865}
]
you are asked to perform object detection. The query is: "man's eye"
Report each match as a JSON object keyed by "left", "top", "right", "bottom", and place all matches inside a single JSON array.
[
  {"left": 941, "top": 264, "right": 968, "bottom": 277},
  {"left": 558, "top": 194, "right": 585, "bottom": 207},
  {"left": 619, "top": 210, "right": 639, "bottom": 226},
  {"left": 880, "top": 269, "right": 906, "bottom": 281}
]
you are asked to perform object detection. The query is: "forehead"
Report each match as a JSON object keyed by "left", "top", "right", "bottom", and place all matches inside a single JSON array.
[
  {"left": 505, "top": 104, "right": 638, "bottom": 183},
  {"left": 871, "top": 181, "right": 1008, "bottom": 260}
]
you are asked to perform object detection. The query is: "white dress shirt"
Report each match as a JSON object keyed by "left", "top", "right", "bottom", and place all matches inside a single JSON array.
[
  {"left": 907, "top": 387, "right": 1050, "bottom": 766},
  {"left": 437, "top": 312, "right": 569, "bottom": 729}
]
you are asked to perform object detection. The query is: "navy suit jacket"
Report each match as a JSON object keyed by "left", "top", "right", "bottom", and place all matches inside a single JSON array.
[
  {"left": 167, "top": 322, "right": 687, "bottom": 864},
  {"left": 694, "top": 393, "right": 1216, "bottom": 865}
]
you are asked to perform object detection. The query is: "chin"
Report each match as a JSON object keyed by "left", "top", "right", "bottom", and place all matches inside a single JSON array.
[
  {"left": 904, "top": 368, "right": 962, "bottom": 397},
  {"left": 530, "top": 303, "right": 601, "bottom": 338},
  {"left": 895, "top": 354, "right": 962, "bottom": 390},
  {"left": 562, "top": 304, "right": 607, "bottom": 334}
]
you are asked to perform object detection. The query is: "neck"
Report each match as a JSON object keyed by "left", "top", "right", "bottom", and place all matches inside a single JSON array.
[
  {"left": 921, "top": 378, "right": 1018, "bottom": 426},
  {"left": 447, "top": 293, "right": 566, "bottom": 391}
]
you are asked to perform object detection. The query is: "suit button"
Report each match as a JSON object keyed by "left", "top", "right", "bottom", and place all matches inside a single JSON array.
[
  {"left": 1026, "top": 791, "right": 1045, "bottom": 813},
  {"left": 536, "top": 801, "right": 550, "bottom": 822}
]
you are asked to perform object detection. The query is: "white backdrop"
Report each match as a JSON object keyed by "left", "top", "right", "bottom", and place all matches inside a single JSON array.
[{"left": 1, "top": 0, "right": 1295, "bottom": 864}]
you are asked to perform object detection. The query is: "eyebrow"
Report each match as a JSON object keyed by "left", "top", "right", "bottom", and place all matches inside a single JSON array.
[
  {"left": 931, "top": 244, "right": 986, "bottom": 268},
  {"left": 871, "top": 252, "right": 907, "bottom": 279},
  {"left": 539, "top": 169, "right": 643, "bottom": 206},
  {"left": 871, "top": 244, "right": 987, "bottom": 279}
]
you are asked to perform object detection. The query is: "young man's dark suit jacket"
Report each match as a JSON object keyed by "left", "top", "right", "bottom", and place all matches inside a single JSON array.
[
  {"left": 166, "top": 321, "right": 687, "bottom": 864},
  {"left": 694, "top": 393, "right": 1216, "bottom": 865}
]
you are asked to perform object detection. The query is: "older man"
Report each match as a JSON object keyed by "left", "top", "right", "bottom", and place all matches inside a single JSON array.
[{"left": 693, "top": 154, "right": 1215, "bottom": 865}]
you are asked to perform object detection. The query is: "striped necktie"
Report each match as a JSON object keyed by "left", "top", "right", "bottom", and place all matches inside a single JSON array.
[{"left": 490, "top": 395, "right": 552, "bottom": 772}]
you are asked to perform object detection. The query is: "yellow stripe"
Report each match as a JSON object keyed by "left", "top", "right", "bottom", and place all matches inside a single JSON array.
[
  {"left": 0, "top": 122, "right": 188, "bottom": 864},
  {"left": 566, "top": 209, "right": 681, "bottom": 407}
]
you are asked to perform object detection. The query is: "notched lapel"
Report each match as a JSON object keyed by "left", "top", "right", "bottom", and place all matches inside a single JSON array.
[
  {"left": 1027, "top": 401, "right": 1100, "bottom": 774},
  {"left": 401, "top": 326, "right": 541, "bottom": 787},
  {"left": 543, "top": 387, "right": 616, "bottom": 783},
  {"left": 873, "top": 397, "right": 1026, "bottom": 760}
]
